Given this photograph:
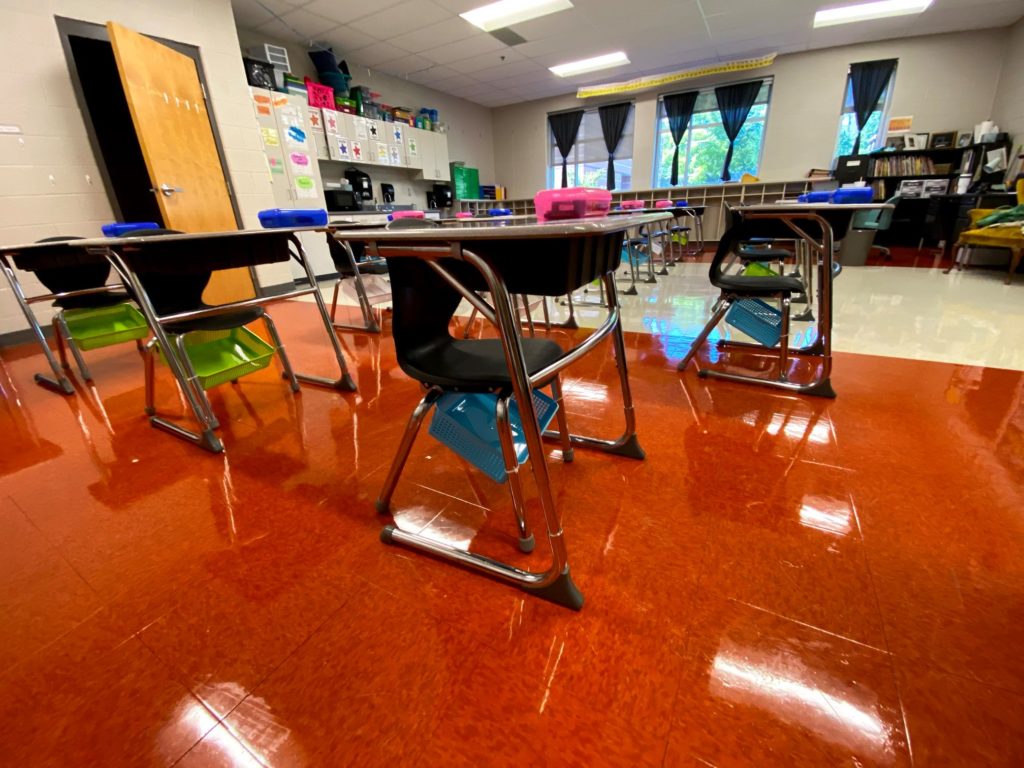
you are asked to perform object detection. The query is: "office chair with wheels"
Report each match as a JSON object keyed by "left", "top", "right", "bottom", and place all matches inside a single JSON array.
[{"left": 373, "top": 218, "right": 573, "bottom": 554}]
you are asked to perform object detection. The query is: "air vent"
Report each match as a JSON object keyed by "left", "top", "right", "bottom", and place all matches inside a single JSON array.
[
  {"left": 489, "top": 28, "right": 527, "bottom": 46},
  {"left": 248, "top": 43, "right": 290, "bottom": 70}
]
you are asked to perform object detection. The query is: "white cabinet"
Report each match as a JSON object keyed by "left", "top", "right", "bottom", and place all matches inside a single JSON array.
[
  {"left": 431, "top": 132, "right": 450, "bottom": 182},
  {"left": 405, "top": 127, "right": 424, "bottom": 171},
  {"left": 313, "top": 116, "right": 451, "bottom": 178},
  {"left": 414, "top": 129, "right": 450, "bottom": 181}
]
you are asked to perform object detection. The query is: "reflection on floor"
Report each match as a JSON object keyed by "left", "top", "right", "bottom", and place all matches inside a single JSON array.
[{"left": 1, "top": 296, "right": 1023, "bottom": 766}]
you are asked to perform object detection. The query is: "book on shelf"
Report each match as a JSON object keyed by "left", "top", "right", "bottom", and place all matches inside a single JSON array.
[{"left": 869, "top": 155, "right": 938, "bottom": 177}]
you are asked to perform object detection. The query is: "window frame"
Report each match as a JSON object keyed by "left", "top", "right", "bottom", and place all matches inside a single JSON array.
[
  {"left": 651, "top": 78, "right": 773, "bottom": 189},
  {"left": 546, "top": 105, "right": 635, "bottom": 190},
  {"left": 833, "top": 65, "right": 897, "bottom": 158}
]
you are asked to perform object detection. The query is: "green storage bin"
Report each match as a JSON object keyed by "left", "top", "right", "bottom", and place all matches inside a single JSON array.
[
  {"left": 451, "top": 164, "right": 480, "bottom": 200},
  {"left": 159, "top": 327, "right": 275, "bottom": 390},
  {"left": 63, "top": 303, "right": 149, "bottom": 351}
]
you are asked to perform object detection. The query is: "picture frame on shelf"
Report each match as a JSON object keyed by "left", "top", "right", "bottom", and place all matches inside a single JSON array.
[
  {"left": 929, "top": 131, "right": 956, "bottom": 149},
  {"left": 904, "top": 133, "right": 930, "bottom": 150},
  {"left": 957, "top": 133, "right": 973, "bottom": 148},
  {"left": 884, "top": 135, "right": 906, "bottom": 150}
]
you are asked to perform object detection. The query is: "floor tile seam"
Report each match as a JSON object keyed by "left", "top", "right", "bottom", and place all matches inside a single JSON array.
[
  {"left": 887, "top": 652, "right": 1024, "bottom": 697},
  {"left": 730, "top": 598, "right": 891, "bottom": 654},
  {"left": 0, "top": 604, "right": 107, "bottom": 681}
]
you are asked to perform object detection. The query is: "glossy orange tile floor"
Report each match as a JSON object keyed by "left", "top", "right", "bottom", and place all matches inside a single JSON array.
[{"left": 1, "top": 300, "right": 1022, "bottom": 767}]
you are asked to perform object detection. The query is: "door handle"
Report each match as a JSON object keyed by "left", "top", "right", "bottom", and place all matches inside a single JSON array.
[{"left": 151, "top": 183, "right": 184, "bottom": 197}]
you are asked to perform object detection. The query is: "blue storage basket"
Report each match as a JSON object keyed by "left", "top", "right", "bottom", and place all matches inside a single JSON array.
[
  {"left": 725, "top": 298, "right": 783, "bottom": 348},
  {"left": 258, "top": 208, "right": 328, "bottom": 228},
  {"left": 488, "top": 208, "right": 512, "bottom": 216},
  {"left": 831, "top": 187, "right": 874, "bottom": 204},
  {"left": 428, "top": 389, "right": 559, "bottom": 483},
  {"left": 102, "top": 222, "right": 159, "bottom": 237}
]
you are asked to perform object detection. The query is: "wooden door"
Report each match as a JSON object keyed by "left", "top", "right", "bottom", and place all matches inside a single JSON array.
[{"left": 107, "top": 22, "right": 252, "bottom": 303}]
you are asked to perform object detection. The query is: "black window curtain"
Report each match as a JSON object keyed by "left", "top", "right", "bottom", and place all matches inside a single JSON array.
[
  {"left": 549, "top": 110, "right": 584, "bottom": 188},
  {"left": 715, "top": 80, "right": 763, "bottom": 182},
  {"left": 597, "top": 102, "right": 631, "bottom": 190},
  {"left": 849, "top": 59, "right": 897, "bottom": 154},
  {"left": 663, "top": 91, "right": 698, "bottom": 186}
]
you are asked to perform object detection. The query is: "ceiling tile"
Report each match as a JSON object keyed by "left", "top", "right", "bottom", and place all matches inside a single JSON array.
[
  {"left": 376, "top": 54, "right": 438, "bottom": 77},
  {"left": 431, "top": 0, "right": 483, "bottom": 13},
  {"left": 265, "top": 8, "right": 344, "bottom": 39},
  {"left": 472, "top": 57, "right": 545, "bottom": 81},
  {"left": 420, "top": 33, "right": 507, "bottom": 64},
  {"left": 387, "top": 19, "right": 480, "bottom": 52},
  {"left": 430, "top": 73, "right": 484, "bottom": 89},
  {"left": 348, "top": 0, "right": 452, "bottom": 38},
  {"left": 322, "top": 26, "right": 380, "bottom": 54},
  {"left": 404, "top": 65, "right": 460, "bottom": 84},
  {"left": 345, "top": 42, "right": 411, "bottom": 67},
  {"left": 230, "top": 0, "right": 283, "bottom": 29},
  {"left": 302, "top": 0, "right": 405, "bottom": 25},
  {"left": 448, "top": 47, "right": 523, "bottom": 73}
]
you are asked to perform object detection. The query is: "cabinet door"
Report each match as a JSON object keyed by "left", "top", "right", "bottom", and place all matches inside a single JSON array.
[
  {"left": 419, "top": 128, "right": 437, "bottom": 179},
  {"left": 433, "top": 132, "right": 450, "bottom": 181},
  {"left": 405, "top": 126, "right": 424, "bottom": 171}
]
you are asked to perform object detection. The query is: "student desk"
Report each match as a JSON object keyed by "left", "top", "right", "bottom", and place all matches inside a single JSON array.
[
  {"left": 331, "top": 212, "right": 670, "bottom": 609},
  {"left": 2, "top": 229, "right": 355, "bottom": 451},
  {"left": 711, "top": 202, "right": 892, "bottom": 397}
]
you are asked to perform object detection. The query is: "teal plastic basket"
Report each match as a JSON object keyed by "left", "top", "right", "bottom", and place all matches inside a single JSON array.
[
  {"left": 725, "top": 299, "right": 782, "bottom": 347},
  {"left": 428, "top": 389, "right": 558, "bottom": 483}
]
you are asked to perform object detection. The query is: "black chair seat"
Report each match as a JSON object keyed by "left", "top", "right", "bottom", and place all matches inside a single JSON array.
[
  {"left": 738, "top": 247, "right": 790, "bottom": 261},
  {"left": 403, "top": 338, "right": 563, "bottom": 391},
  {"left": 346, "top": 260, "right": 388, "bottom": 276},
  {"left": 164, "top": 305, "right": 266, "bottom": 334},
  {"left": 714, "top": 274, "right": 804, "bottom": 296},
  {"left": 651, "top": 230, "right": 668, "bottom": 237},
  {"left": 670, "top": 226, "right": 690, "bottom": 233},
  {"left": 744, "top": 237, "right": 776, "bottom": 244},
  {"left": 627, "top": 237, "right": 648, "bottom": 246},
  {"left": 55, "top": 290, "right": 133, "bottom": 310}
]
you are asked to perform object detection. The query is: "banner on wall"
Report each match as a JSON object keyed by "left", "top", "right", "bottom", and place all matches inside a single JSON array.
[{"left": 575, "top": 53, "right": 777, "bottom": 99}]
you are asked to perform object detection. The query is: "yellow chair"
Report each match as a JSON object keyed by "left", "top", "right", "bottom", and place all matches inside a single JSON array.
[{"left": 952, "top": 179, "right": 1024, "bottom": 285}]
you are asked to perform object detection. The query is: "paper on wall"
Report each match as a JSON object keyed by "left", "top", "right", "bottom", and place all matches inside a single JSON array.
[
  {"left": 407, "top": 135, "right": 418, "bottom": 157},
  {"left": 294, "top": 175, "right": 317, "bottom": 199},
  {"left": 389, "top": 145, "right": 401, "bottom": 165},
  {"left": 289, "top": 151, "right": 311, "bottom": 176},
  {"left": 392, "top": 124, "right": 403, "bottom": 143},
  {"left": 375, "top": 142, "right": 389, "bottom": 164},
  {"left": 355, "top": 117, "right": 368, "bottom": 140},
  {"left": 260, "top": 127, "right": 279, "bottom": 148},
  {"left": 351, "top": 141, "right": 363, "bottom": 161},
  {"left": 335, "top": 136, "right": 350, "bottom": 159},
  {"left": 306, "top": 108, "right": 322, "bottom": 130},
  {"left": 285, "top": 125, "right": 306, "bottom": 147},
  {"left": 323, "top": 109, "right": 340, "bottom": 134}
]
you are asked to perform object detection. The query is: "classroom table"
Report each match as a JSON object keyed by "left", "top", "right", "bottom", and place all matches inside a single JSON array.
[
  {"left": 706, "top": 201, "right": 892, "bottom": 397},
  {"left": 331, "top": 212, "right": 671, "bottom": 609},
  {"left": 1, "top": 229, "right": 355, "bottom": 451}
]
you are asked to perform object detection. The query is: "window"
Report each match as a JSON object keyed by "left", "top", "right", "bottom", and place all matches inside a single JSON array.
[
  {"left": 547, "top": 107, "right": 634, "bottom": 190},
  {"left": 833, "top": 70, "right": 895, "bottom": 157},
  {"left": 653, "top": 79, "right": 772, "bottom": 188}
]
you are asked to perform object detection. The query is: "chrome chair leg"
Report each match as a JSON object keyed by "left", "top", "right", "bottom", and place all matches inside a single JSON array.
[
  {"left": 778, "top": 295, "right": 791, "bottom": 381},
  {"left": 496, "top": 394, "right": 534, "bottom": 553},
  {"left": 51, "top": 316, "right": 70, "bottom": 371},
  {"left": 521, "top": 295, "right": 536, "bottom": 337},
  {"left": 330, "top": 281, "right": 340, "bottom": 322},
  {"left": 541, "top": 295, "right": 551, "bottom": 331},
  {"left": 58, "top": 313, "right": 92, "bottom": 381},
  {"left": 550, "top": 375, "right": 573, "bottom": 463},
  {"left": 144, "top": 339, "right": 156, "bottom": 416},
  {"left": 463, "top": 305, "right": 479, "bottom": 338},
  {"left": 173, "top": 333, "right": 219, "bottom": 430},
  {"left": 677, "top": 296, "right": 732, "bottom": 372},
  {"left": 264, "top": 313, "right": 300, "bottom": 393},
  {"left": 375, "top": 387, "right": 443, "bottom": 515}
]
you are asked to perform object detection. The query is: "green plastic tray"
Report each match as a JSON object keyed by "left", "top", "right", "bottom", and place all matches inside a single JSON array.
[
  {"left": 63, "top": 303, "right": 149, "bottom": 351},
  {"left": 160, "top": 327, "right": 275, "bottom": 390}
]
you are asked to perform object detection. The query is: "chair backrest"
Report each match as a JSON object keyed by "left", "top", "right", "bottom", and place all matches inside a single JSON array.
[
  {"left": 119, "top": 228, "right": 210, "bottom": 315},
  {"left": 376, "top": 219, "right": 460, "bottom": 373},
  {"left": 31, "top": 236, "right": 111, "bottom": 296},
  {"left": 851, "top": 194, "right": 900, "bottom": 230}
]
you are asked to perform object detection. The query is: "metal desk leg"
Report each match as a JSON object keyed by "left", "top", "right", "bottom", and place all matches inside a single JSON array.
[
  {"left": 1, "top": 256, "right": 74, "bottom": 395},
  {"left": 380, "top": 251, "right": 584, "bottom": 611},
  {"left": 642, "top": 225, "right": 657, "bottom": 284},
  {"left": 289, "top": 236, "right": 357, "bottom": 392},
  {"left": 542, "top": 274, "right": 646, "bottom": 460},
  {"left": 331, "top": 241, "right": 381, "bottom": 334}
]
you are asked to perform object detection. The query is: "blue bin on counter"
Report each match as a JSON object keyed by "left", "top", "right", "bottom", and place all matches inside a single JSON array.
[
  {"left": 488, "top": 208, "right": 512, "bottom": 216},
  {"left": 831, "top": 187, "right": 874, "bottom": 204},
  {"left": 102, "top": 222, "right": 159, "bottom": 237},
  {"left": 428, "top": 389, "right": 559, "bottom": 483},
  {"left": 257, "top": 208, "right": 328, "bottom": 228}
]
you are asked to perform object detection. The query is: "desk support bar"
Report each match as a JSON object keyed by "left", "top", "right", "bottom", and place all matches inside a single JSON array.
[{"left": 0, "top": 255, "right": 75, "bottom": 395}]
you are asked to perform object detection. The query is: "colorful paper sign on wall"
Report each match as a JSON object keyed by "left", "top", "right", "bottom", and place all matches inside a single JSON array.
[
  {"left": 289, "top": 151, "right": 310, "bottom": 176},
  {"left": 368, "top": 122, "right": 380, "bottom": 140},
  {"left": 286, "top": 125, "right": 306, "bottom": 146},
  {"left": 252, "top": 92, "right": 272, "bottom": 116},
  {"left": 306, "top": 108, "right": 322, "bottom": 129},
  {"left": 389, "top": 145, "right": 401, "bottom": 165},
  {"left": 355, "top": 118, "right": 368, "bottom": 140},
  {"left": 351, "top": 141, "right": 363, "bottom": 161},
  {"left": 294, "top": 175, "right": 317, "bottom": 199},
  {"left": 267, "top": 157, "right": 284, "bottom": 175},
  {"left": 336, "top": 136, "right": 350, "bottom": 158},
  {"left": 887, "top": 116, "right": 914, "bottom": 134},
  {"left": 260, "top": 127, "right": 279, "bottom": 148},
  {"left": 407, "top": 136, "right": 418, "bottom": 157},
  {"left": 272, "top": 94, "right": 289, "bottom": 108},
  {"left": 324, "top": 110, "right": 339, "bottom": 134},
  {"left": 375, "top": 142, "right": 389, "bottom": 164},
  {"left": 392, "top": 125, "right": 403, "bottom": 143},
  {"left": 304, "top": 78, "right": 335, "bottom": 109}
]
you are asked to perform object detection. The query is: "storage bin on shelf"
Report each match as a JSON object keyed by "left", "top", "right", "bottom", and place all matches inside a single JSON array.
[
  {"left": 63, "top": 303, "right": 149, "bottom": 351},
  {"left": 257, "top": 208, "right": 328, "bottom": 228},
  {"left": 428, "top": 389, "right": 559, "bottom": 483},
  {"left": 157, "top": 327, "right": 275, "bottom": 390}
]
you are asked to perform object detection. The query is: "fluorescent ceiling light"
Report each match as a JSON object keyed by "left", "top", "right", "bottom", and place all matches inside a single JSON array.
[
  {"left": 550, "top": 51, "right": 630, "bottom": 78},
  {"left": 460, "top": 0, "right": 573, "bottom": 32},
  {"left": 814, "top": 0, "right": 933, "bottom": 27}
]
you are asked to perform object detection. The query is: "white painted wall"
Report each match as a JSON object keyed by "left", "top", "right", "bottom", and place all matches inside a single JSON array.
[
  {"left": 492, "top": 28, "right": 1012, "bottom": 199},
  {"left": 992, "top": 18, "right": 1024, "bottom": 145},
  {"left": 0, "top": 0, "right": 291, "bottom": 336},
  {"left": 236, "top": 28, "right": 497, "bottom": 209}
]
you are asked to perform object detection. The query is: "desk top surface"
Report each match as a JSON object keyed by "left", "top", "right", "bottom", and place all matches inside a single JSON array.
[
  {"left": 1, "top": 227, "right": 314, "bottom": 254},
  {"left": 329, "top": 212, "right": 671, "bottom": 241},
  {"left": 742, "top": 202, "right": 894, "bottom": 213}
]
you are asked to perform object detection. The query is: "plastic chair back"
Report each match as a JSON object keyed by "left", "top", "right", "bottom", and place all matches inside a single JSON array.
[
  {"left": 118, "top": 228, "right": 209, "bottom": 316},
  {"left": 30, "top": 236, "right": 111, "bottom": 296}
]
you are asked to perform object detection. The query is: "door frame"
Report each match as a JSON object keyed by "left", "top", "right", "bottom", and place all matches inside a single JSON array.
[{"left": 55, "top": 16, "right": 242, "bottom": 228}]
